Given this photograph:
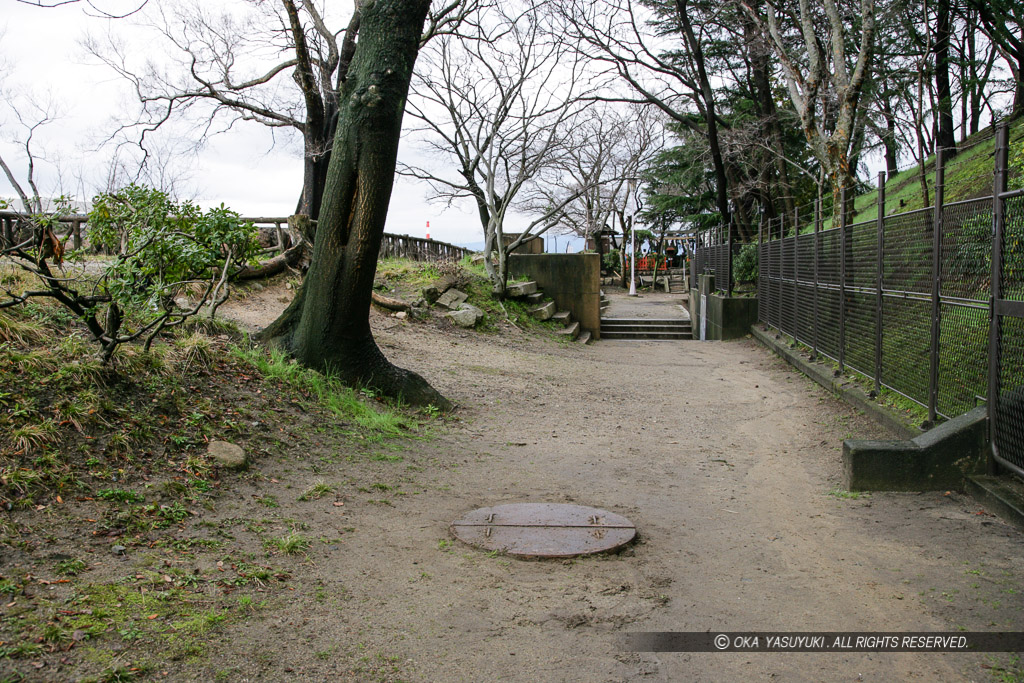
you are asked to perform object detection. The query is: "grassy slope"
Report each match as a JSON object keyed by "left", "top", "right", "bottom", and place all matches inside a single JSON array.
[{"left": 816, "top": 117, "right": 1024, "bottom": 230}]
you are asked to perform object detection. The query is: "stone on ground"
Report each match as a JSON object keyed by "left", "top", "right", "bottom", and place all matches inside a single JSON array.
[
  {"left": 445, "top": 303, "right": 484, "bottom": 328},
  {"left": 208, "top": 440, "right": 248, "bottom": 469},
  {"left": 436, "top": 288, "right": 469, "bottom": 310}
]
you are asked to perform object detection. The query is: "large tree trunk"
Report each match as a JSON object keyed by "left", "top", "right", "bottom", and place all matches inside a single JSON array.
[
  {"left": 675, "top": 0, "right": 731, "bottom": 226},
  {"left": 261, "top": 0, "right": 449, "bottom": 410},
  {"left": 744, "top": 2, "right": 795, "bottom": 222},
  {"left": 933, "top": 0, "right": 957, "bottom": 156}
]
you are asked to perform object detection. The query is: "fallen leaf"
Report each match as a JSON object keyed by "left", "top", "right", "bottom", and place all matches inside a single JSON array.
[
  {"left": 332, "top": 502, "right": 344, "bottom": 507},
  {"left": 147, "top": 614, "right": 159, "bottom": 620}
]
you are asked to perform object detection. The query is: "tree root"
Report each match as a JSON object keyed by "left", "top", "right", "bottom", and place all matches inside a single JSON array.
[{"left": 371, "top": 290, "right": 410, "bottom": 311}]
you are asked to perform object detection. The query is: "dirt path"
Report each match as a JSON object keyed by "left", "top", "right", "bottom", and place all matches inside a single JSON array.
[{"left": 196, "top": 288, "right": 1023, "bottom": 681}]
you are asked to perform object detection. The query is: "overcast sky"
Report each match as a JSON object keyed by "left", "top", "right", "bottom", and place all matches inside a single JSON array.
[{"left": 0, "top": 0, "right": 536, "bottom": 248}]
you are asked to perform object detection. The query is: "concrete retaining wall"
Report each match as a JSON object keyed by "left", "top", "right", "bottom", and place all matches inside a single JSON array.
[
  {"left": 508, "top": 253, "right": 601, "bottom": 338},
  {"left": 843, "top": 407, "right": 988, "bottom": 491},
  {"left": 688, "top": 275, "right": 758, "bottom": 341}
]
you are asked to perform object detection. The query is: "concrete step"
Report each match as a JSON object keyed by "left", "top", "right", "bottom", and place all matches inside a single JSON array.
[
  {"left": 531, "top": 300, "right": 556, "bottom": 321},
  {"left": 601, "top": 318, "right": 690, "bottom": 327},
  {"left": 601, "top": 324, "right": 692, "bottom": 335},
  {"left": 599, "top": 317, "right": 691, "bottom": 341},
  {"left": 525, "top": 291, "right": 545, "bottom": 305},
  {"left": 577, "top": 330, "right": 592, "bottom": 345},
  {"left": 551, "top": 310, "right": 572, "bottom": 326},
  {"left": 506, "top": 280, "right": 538, "bottom": 298},
  {"left": 600, "top": 331, "right": 691, "bottom": 341},
  {"left": 557, "top": 321, "right": 580, "bottom": 340}
]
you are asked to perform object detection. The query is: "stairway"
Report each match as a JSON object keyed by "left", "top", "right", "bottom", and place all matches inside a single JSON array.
[
  {"left": 599, "top": 318, "right": 692, "bottom": 341},
  {"left": 507, "top": 280, "right": 591, "bottom": 344},
  {"left": 668, "top": 269, "right": 686, "bottom": 293}
]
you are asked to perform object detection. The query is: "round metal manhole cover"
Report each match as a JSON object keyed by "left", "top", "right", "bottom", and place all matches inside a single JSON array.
[{"left": 449, "top": 503, "right": 636, "bottom": 558}]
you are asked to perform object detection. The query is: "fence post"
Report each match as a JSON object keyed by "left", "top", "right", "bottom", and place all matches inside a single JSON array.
[
  {"left": 726, "top": 220, "right": 733, "bottom": 297},
  {"left": 989, "top": 123, "right": 1008, "bottom": 468},
  {"left": 770, "top": 216, "right": 778, "bottom": 327},
  {"left": 928, "top": 148, "right": 946, "bottom": 425},
  {"left": 874, "top": 172, "right": 885, "bottom": 396},
  {"left": 758, "top": 214, "right": 763, "bottom": 322},
  {"left": 839, "top": 186, "right": 847, "bottom": 373},
  {"left": 813, "top": 197, "right": 820, "bottom": 360},
  {"left": 793, "top": 206, "right": 800, "bottom": 340}
]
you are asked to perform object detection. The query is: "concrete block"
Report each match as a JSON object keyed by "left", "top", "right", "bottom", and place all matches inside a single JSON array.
[
  {"left": 436, "top": 288, "right": 468, "bottom": 310},
  {"left": 843, "top": 406, "right": 988, "bottom": 491},
  {"left": 557, "top": 321, "right": 580, "bottom": 340},
  {"left": 508, "top": 254, "right": 601, "bottom": 340},
  {"left": 506, "top": 280, "right": 538, "bottom": 297},
  {"left": 531, "top": 301, "right": 555, "bottom": 321},
  {"left": 551, "top": 310, "right": 572, "bottom": 326}
]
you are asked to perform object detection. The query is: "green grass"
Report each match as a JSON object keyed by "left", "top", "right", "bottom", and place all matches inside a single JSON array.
[
  {"left": 232, "top": 344, "right": 413, "bottom": 438},
  {"left": 784, "top": 118, "right": 1024, "bottom": 235},
  {"left": 376, "top": 258, "right": 442, "bottom": 288},
  {"left": 263, "top": 531, "right": 311, "bottom": 555},
  {"left": 827, "top": 486, "right": 869, "bottom": 500},
  {"left": 298, "top": 480, "right": 334, "bottom": 501}
]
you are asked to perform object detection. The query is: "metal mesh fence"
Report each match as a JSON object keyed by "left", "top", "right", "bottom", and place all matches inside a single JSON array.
[
  {"left": 844, "top": 220, "right": 877, "bottom": 378},
  {"left": 993, "top": 193, "right": 1024, "bottom": 476},
  {"left": 795, "top": 233, "right": 815, "bottom": 343},
  {"left": 754, "top": 124, "right": 1022, "bottom": 480},
  {"left": 758, "top": 196, "right": 993, "bottom": 421},
  {"left": 817, "top": 229, "right": 841, "bottom": 361},
  {"left": 938, "top": 198, "right": 993, "bottom": 417},
  {"left": 694, "top": 229, "right": 732, "bottom": 294}
]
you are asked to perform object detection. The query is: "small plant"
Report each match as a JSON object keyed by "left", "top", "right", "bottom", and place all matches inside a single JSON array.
[
  {"left": 10, "top": 420, "right": 59, "bottom": 454},
  {"left": 827, "top": 486, "right": 869, "bottom": 500},
  {"left": 97, "top": 488, "right": 145, "bottom": 504},
  {"left": 118, "top": 622, "right": 146, "bottom": 641},
  {"left": 0, "top": 188, "right": 259, "bottom": 363},
  {"left": 55, "top": 558, "right": 89, "bottom": 576},
  {"left": 264, "top": 532, "right": 311, "bottom": 555},
  {"left": 298, "top": 480, "right": 334, "bottom": 501},
  {"left": 175, "top": 332, "right": 216, "bottom": 372}
]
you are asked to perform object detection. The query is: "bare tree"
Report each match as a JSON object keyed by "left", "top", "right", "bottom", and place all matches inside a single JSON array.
[
  {"left": 552, "top": 0, "right": 743, "bottom": 225},
  {"left": 401, "top": 1, "right": 597, "bottom": 296},
  {"left": 0, "top": 89, "right": 62, "bottom": 214},
  {"left": 530, "top": 104, "right": 665, "bottom": 266},
  {"left": 740, "top": 0, "right": 876, "bottom": 211},
  {"left": 86, "top": 0, "right": 480, "bottom": 221}
]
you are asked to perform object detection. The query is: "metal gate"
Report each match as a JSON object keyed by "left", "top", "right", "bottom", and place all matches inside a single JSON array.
[{"left": 990, "top": 124, "right": 1024, "bottom": 479}]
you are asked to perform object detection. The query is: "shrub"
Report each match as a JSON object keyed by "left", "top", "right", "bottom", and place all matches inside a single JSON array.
[
  {"left": 0, "top": 186, "right": 259, "bottom": 362},
  {"left": 733, "top": 242, "right": 758, "bottom": 284}
]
